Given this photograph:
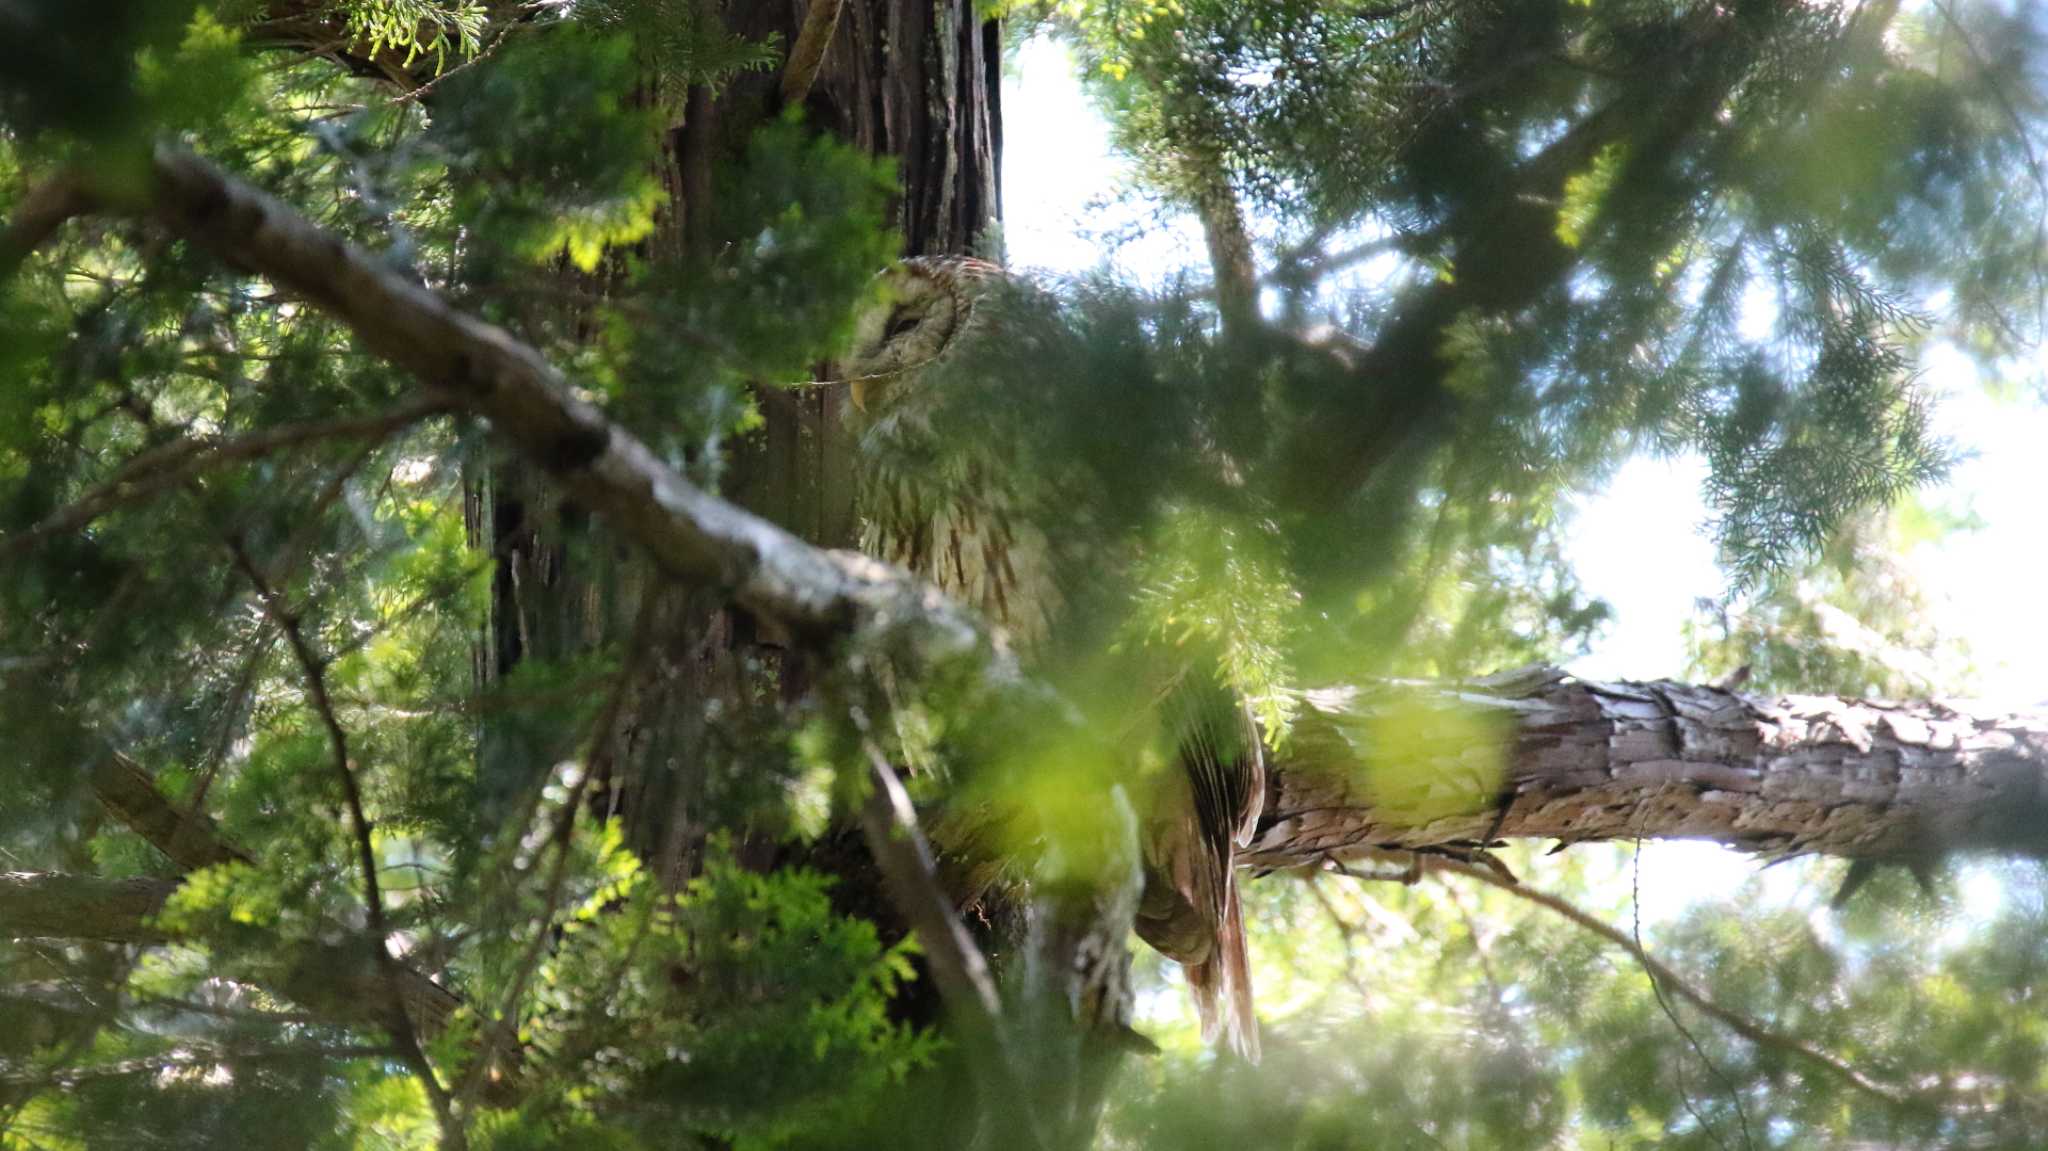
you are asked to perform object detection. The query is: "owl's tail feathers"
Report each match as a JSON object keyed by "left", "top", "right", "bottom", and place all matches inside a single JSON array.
[{"left": 1185, "top": 872, "right": 1260, "bottom": 1063}]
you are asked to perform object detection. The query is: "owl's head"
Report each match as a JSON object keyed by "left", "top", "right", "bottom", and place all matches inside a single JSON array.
[{"left": 843, "top": 256, "right": 1001, "bottom": 411}]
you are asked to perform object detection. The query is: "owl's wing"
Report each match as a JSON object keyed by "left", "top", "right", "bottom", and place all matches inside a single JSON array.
[{"left": 1135, "top": 678, "right": 1265, "bottom": 1062}]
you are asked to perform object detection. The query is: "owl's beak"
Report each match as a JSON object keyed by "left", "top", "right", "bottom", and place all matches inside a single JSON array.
[{"left": 849, "top": 378, "right": 870, "bottom": 412}]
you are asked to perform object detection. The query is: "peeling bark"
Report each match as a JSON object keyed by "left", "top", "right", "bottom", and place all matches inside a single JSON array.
[{"left": 1249, "top": 670, "right": 2048, "bottom": 869}]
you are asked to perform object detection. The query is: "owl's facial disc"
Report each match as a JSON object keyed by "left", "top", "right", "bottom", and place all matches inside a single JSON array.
[{"left": 844, "top": 268, "right": 949, "bottom": 411}]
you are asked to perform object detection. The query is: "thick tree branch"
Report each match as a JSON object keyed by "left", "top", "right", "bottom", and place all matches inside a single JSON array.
[
  {"left": 89, "top": 751, "right": 250, "bottom": 872},
  {"left": 1254, "top": 670, "right": 2048, "bottom": 868},
  {"left": 0, "top": 872, "right": 175, "bottom": 943},
  {"left": 3, "top": 1044, "right": 400, "bottom": 1088},
  {"left": 1180, "top": 153, "right": 1261, "bottom": 339},
  {"left": 139, "top": 146, "right": 999, "bottom": 673},
  {"left": 0, "top": 172, "right": 91, "bottom": 278},
  {"left": 0, "top": 869, "right": 463, "bottom": 1037}
]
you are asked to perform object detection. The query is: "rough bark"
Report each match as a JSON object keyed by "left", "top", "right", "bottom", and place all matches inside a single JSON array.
[
  {"left": 722, "top": 0, "right": 1002, "bottom": 257},
  {"left": 1248, "top": 670, "right": 2048, "bottom": 870},
  {"left": 0, "top": 872, "right": 173, "bottom": 943},
  {"left": 475, "top": 0, "right": 1003, "bottom": 874}
]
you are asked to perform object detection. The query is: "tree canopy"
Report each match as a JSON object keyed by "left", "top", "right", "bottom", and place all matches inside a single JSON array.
[{"left": 3, "top": 1, "right": 2048, "bottom": 1148}]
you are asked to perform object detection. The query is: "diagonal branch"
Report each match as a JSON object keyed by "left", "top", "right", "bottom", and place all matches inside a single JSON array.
[
  {"left": 227, "top": 539, "right": 467, "bottom": 1151},
  {"left": 89, "top": 751, "right": 250, "bottom": 872},
  {"left": 1408, "top": 855, "right": 1925, "bottom": 1111},
  {"left": 857, "top": 740, "right": 1045, "bottom": 1147},
  {"left": 858, "top": 748, "right": 1003, "bottom": 1022},
  {"left": 0, "top": 397, "right": 453, "bottom": 563},
  {"left": 860, "top": 737, "right": 1024, "bottom": 1089},
  {"left": 0, "top": 872, "right": 177, "bottom": 943},
  {"left": 0, "top": 172, "right": 92, "bottom": 279},
  {"left": 780, "top": 0, "right": 845, "bottom": 107},
  {"left": 137, "top": 145, "right": 1001, "bottom": 674}
]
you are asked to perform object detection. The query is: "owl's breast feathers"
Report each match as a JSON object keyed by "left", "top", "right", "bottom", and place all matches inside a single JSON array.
[
  {"left": 847, "top": 256, "right": 1054, "bottom": 648},
  {"left": 857, "top": 457, "right": 1059, "bottom": 650}
]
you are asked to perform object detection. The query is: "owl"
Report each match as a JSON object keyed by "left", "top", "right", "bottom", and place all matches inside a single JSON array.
[
  {"left": 841, "top": 257, "right": 1265, "bottom": 1061},
  {"left": 842, "top": 256, "right": 1058, "bottom": 647}
]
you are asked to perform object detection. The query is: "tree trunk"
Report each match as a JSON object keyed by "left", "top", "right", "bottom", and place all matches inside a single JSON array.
[{"left": 474, "top": 0, "right": 1005, "bottom": 868}]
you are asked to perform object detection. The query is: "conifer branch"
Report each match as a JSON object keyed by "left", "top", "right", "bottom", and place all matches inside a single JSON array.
[
  {"left": 0, "top": 398, "right": 453, "bottom": 563},
  {"left": 1408, "top": 856, "right": 1926, "bottom": 1111},
  {"left": 227, "top": 538, "right": 468, "bottom": 1151}
]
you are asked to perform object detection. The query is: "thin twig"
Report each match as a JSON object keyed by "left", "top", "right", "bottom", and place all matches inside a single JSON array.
[
  {"left": 1417, "top": 855, "right": 1918, "bottom": 1111},
  {"left": 177, "top": 628, "right": 279, "bottom": 848},
  {"left": 228, "top": 540, "right": 468, "bottom": 1151},
  {"left": 0, "top": 397, "right": 454, "bottom": 563},
  {"left": 388, "top": 19, "right": 521, "bottom": 107},
  {"left": 1630, "top": 835, "right": 1744, "bottom": 1151}
]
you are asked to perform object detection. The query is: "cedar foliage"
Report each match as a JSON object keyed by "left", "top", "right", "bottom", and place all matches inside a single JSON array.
[{"left": 2, "top": 1, "right": 2047, "bottom": 1148}]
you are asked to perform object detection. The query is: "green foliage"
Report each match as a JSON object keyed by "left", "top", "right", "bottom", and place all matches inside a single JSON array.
[
  {"left": 428, "top": 28, "right": 664, "bottom": 273},
  {"left": 578, "top": 0, "right": 781, "bottom": 98},
  {"left": 1685, "top": 502, "right": 1972, "bottom": 698},
  {"left": 1127, "top": 505, "right": 1303, "bottom": 740},
  {"left": 340, "top": 0, "right": 486, "bottom": 71},
  {"left": 2, "top": 1, "right": 2046, "bottom": 1148},
  {"left": 1040, "top": 0, "right": 2007, "bottom": 597},
  {"left": 598, "top": 112, "right": 900, "bottom": 472},
  {"left": 0, "top": 0, "right": 203, "bottom": 141},
  {"left": 462, "top": 844, "right": 934, "bottom": 1151}
]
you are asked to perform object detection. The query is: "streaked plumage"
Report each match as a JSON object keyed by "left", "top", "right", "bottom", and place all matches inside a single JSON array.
[
  {"left": 843, "top": 257, "right": 1058, "bottom": 647},
  {"left": 842, "top": 257, "right": 1264, "bottom": 1060}
]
